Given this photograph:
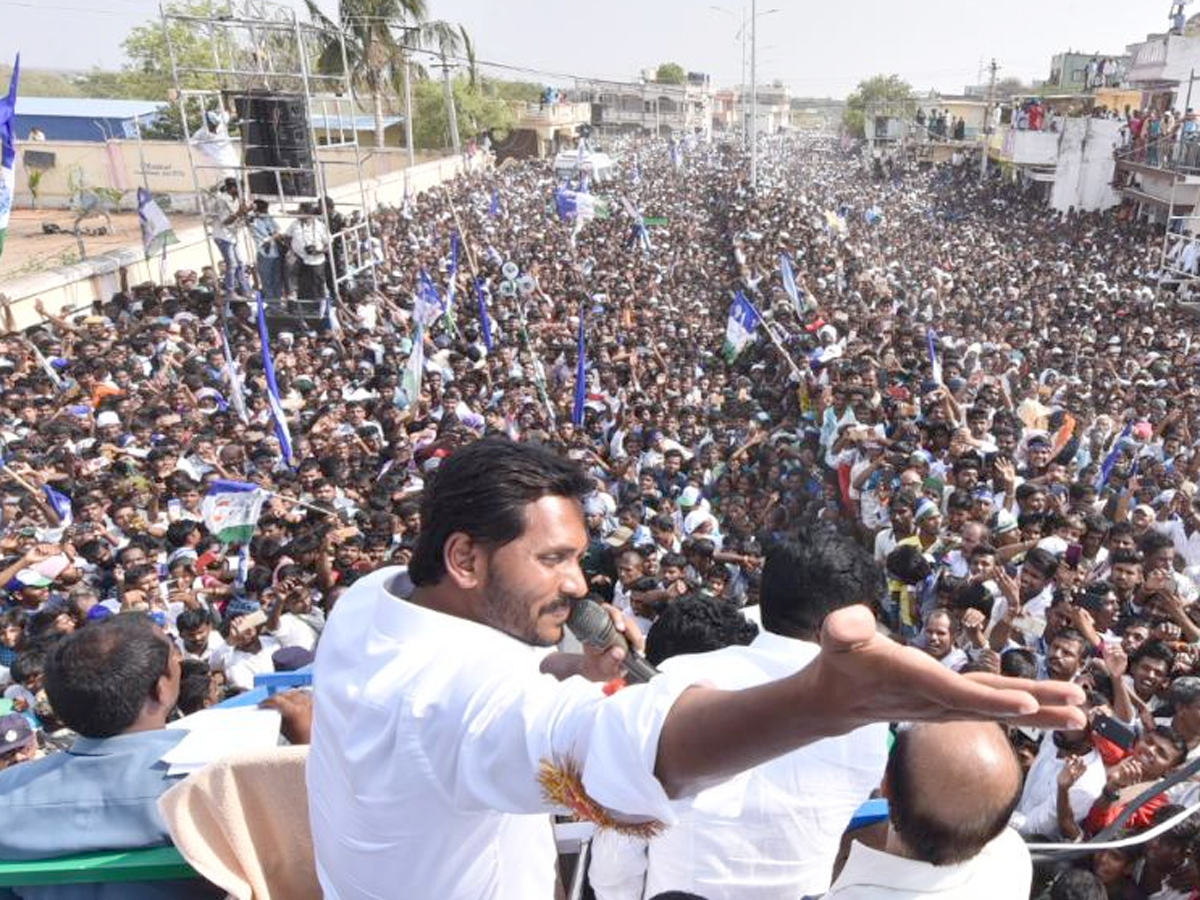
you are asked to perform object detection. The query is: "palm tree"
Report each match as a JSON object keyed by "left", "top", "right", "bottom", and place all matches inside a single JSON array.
[{"left": 305, "top": 0, "right": 427, "bottom": 149}]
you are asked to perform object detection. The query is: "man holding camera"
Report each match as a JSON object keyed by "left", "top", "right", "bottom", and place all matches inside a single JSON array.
[{"left": 287, "top": 203, "right": 331, "bottom": 303}]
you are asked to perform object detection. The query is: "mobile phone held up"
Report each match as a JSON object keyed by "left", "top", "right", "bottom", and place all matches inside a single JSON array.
[{"left": 1092, "top": 714, "right": 1137, "bottom": 752}]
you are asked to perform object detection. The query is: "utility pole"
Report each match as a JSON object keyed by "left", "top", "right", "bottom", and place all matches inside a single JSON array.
[
  {"left": 438, "top": 52, "right": 462, "bottom": 155},
  {"left": 979, "top": 58, "right": 998, "bottom": 183},
  {"left": 750, "top": 0, "right": 758, "bottom": 190},
  {"left": 740, "top": 4, "right": 747, "bottom": 148}
]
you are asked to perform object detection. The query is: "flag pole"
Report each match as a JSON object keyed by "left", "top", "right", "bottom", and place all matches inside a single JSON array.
[{"left": 743, "top": 293, "right": 806, "bottom": 380}]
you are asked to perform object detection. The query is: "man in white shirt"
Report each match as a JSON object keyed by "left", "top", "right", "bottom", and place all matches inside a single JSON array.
[
  {"left": 307, "top": 438, "right": 1085, "bottom": 900},
  {"left": 591, "top": 523, "right": 891, "bottom": 900},
  {"left": 1010, "top": 726, "right": 1105, "bottom": 839},
  {"left": 826, "top": 721, "right": 1032, "bottom": 900}
]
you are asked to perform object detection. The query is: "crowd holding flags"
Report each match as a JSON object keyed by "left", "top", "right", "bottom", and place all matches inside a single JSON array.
[
  {"left": 475, "top": 278, "right": 494, "bottom": 351},
  {"left": 926, "top": 326, "right": 943, "bottom": 384},
  {"left": 0, "top": 55, "right": 20, "bottom": 260},
  {"left": 779, "top": 253, "right": 806, "bottom": 317},
  {"left": 136, "top": 186, "right": 179, "bottom": 282},
  {"left": 255, "top": 293, "right": 294, "bottom": 464},
  {"left": 201, "top": 480, "right": 266, "bottom": 545},
  {"left": 42, "top": 485, "right": 73, "bottom": 527},
  {"left": 414, "top": 269, "right": 446, "bottom": 327},
  {"left": 724, "top": 291, "right": 762, "bottom": 363},
  {"left": 572, "top": 307, "right": 587, "bottom": 426}
]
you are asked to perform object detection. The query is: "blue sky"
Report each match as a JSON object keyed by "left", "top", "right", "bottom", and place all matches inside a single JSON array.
[{"left": 0, "top": 0, "right": 1171, "bottom": 98}]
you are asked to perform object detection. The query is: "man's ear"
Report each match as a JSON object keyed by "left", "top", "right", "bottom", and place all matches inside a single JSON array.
[{"left": 443, "top": 531, "right": 484, "bottom": 590}]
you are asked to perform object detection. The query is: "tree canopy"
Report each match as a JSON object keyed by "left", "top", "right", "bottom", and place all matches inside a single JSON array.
[
  {"left": 843, "top": 74, "right": 913, "bottom": 138},
  {"left": 655, "top": 62, "right": 686, "bottom": 85}
]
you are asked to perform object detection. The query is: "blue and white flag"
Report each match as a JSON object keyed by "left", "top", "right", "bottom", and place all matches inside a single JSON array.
[
  {"left": 488, "top": 188, "right": 500, "bottom": 218},
  {"left": 780, "top": 253, "right": 804, "bottom": 316},
  {"left": 555, "top": 187, "right": 598, "bottom": 222},
  {"left": 669, "top": 140, "right": 683, "bottom": 169},
  {"left": 0, "top": 55, "right": 18, "bottom": 260},
  {"left": 42, "top": 484, "right": 72, "bottom": 527},
  {"left": 723, "top": 291, "right": 761, "bottom": 362},
  {"left": 445, "top": 232, "right": 460, "bottom": 329},
  {"left": 414, "top": 269, "right": 446, "bottom": 328},
  {"left": 620, "top": 197, "right": 651, "bottom": 253},
  {"left": 136, "top": 186, "right": 178, "bottom": 260},
  {"left": 475, "top": 278, "right": 494, "bottom": 351},
  {"left": 926, "top": 326, "right": 942, "bottom": 383},
  {"left": 402, "top": 322, "right": 425, "bottom": 406},
  {"left": 201, "top": 479, "right": 265, "bottom": 544},
  {"left": 219, "top": 323, "right": 249, "bottom": 424},
  {"left": 255, "top": 293, "right": 294, "bottom": 463},
  {"left": 1095, "top": 423, "right": 1133, "bottom": 492},
  {"left": 572, "top": 308, "right": 587, "bottom": 426}
]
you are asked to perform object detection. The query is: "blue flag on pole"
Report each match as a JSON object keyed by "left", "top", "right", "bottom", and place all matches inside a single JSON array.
[
  {"left": 926, "top": 327, "right": 943, "bottom": 383},
  {"left": 572, "top": 308, "right": 587, "bottom": 426},
  {"left": 446, "top": 232, "right": 460, "bottom": 321},
  {"left": 415, "top": 269, "right": 445, "bottom": 327},
  {"left": 0, "top": 54, "right": 19, "bottom": 260},
  {"left": 1095, "top": 423, "right": 1133, "bottom": 491},
  {"left": 43, "top": 484, "right": 72, "bottom": 526},
  {"left": 780, "top": 253, "right": 804, "bottom": 316},
  {"left": 255, "top": 293, "right": 294, "bottom": 464},
  {"left": 723, "top": 291, "right": 762, "bottom": 363},
  {"left": 475, "top": 279, "right": 494, "bottom": 351},
  {"left": 488, "top": 188, "right": 500, "bottom": 218}
]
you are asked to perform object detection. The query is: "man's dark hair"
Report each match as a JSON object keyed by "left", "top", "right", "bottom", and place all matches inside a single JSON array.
[
  {"left": 1108, "top": 548, "right": 1142, "bottom": 568},
  {"left": 176, "top": 607, "right": 212, "bottom": 634},
  {"left": 1000, "top": 648, "right": 1038, "bottom": 680},
  {"left": 1023, "top": 547, "right": 1060, "bottom": 581},
  {"left": 644, "top": 594, "right": 758, "bottom": 666},
  {"left": 1133, "top": 639, "right": 1177, "bottom": 673},
  {"left": 44, "top": 614, "right": 171, "bottom": 738},
  {"left": 762, "top": 522, "right": 885, "bottom": 639},
  {"left": 1138, "top": 531, "right": 1176, "bottom": 559},
  {"left": 886, "top": 726, "right": 1020, "bottom": 866},
  {"left": 886, "top": 544, "right": 931, "bottom": 586},
  {"left": 409, "top": 437, "right": 592, "bottom": 586},
  {"left": 176, "top": 659, "right": 213, "bottom": 716},
  {"left": 1048, "top": 869, "right": 1106, "bottom": 900}
]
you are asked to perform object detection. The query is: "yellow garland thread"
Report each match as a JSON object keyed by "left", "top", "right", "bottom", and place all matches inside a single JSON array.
[{"left": 537, "top": 757, "right": 666, "bottom": 840}]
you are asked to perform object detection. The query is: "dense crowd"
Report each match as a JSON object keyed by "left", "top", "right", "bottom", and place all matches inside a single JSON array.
[{"left": 0, "top": 128, "right": 1199, "bottom": 895}]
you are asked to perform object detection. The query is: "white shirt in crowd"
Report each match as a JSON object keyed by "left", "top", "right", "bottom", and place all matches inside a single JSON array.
[
  {"left": 212, "top": 634, "right": 281, "bottom": 692},
  {"left": 824, "top": 826, "right": 1031, "bottom": 900},
  {"left": 589, "top": 630, "right": 889, "bottom": 900},
  {"left": 1010, "top": 735, "right": 1105, "bottom": 839},
  {"left": 307, "top": 567, "right": 700, "bottom": 900}
]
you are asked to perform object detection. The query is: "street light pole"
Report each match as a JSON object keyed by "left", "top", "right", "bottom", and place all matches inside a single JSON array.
[
  {"left": 750, "top": 0, "right": 757, "bottom": 189},
  {"left": 740, "top": 5, "right": 747, "bottom": 147}
]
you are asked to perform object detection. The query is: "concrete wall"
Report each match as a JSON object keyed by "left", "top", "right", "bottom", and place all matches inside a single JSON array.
[
  {"left": 12, "top": 139, "right": 449, "bottom": 212},
  {"left": 0, "top": 153, "right": 484, "bottom": 329},
  {"left": 1050, "top": 118, "right": 1123, "bottom": 213}
]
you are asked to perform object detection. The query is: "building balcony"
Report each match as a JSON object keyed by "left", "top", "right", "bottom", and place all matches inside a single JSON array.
[
  {"left": 990, "top": 126, "right": 1061, "bottom": 166},
  {"left": 510, "top": 102, "right": 592, "bottom": 130},
  {"left": 1114, "top": 136, "right": 1200, "bottom": 184}
]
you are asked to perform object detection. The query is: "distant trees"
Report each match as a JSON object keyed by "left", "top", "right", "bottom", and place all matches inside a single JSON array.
[
  {"left": 655, "top": 63, "right": 687, "bottom": 85},
  {"left": 843, "top": 74, "right": 913, "bottom": 138}
]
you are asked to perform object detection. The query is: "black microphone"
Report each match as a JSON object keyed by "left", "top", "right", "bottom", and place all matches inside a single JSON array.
[{"left": 566, "top": 598, "right": 659, "bottom": 684}]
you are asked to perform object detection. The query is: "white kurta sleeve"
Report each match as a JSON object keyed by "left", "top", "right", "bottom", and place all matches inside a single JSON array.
[{"left": 411, "top": 661, "right": 700, "bottom": 825}]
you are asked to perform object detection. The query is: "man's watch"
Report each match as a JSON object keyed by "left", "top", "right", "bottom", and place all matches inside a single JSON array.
[{"left": 1102, "top": 785, "right": 1122, "bottom": 803}]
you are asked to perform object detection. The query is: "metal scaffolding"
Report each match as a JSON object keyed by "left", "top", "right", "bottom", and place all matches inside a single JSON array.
[{"left": 161, "top": 0, "right": 378, "bottom": 324}]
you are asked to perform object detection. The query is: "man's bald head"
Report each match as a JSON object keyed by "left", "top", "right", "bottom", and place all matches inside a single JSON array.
[{"left": 884, "top": 721, "right": 1021, "bottom": 866}]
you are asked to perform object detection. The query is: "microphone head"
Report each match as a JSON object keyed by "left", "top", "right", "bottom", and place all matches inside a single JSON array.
[{"left": 566, "top": 598, "right": 616, "bottom": 648}]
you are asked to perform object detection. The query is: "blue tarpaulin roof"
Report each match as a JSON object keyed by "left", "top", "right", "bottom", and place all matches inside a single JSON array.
[{"left": 15, "top": 97, "right": 166, "bottom": 119}]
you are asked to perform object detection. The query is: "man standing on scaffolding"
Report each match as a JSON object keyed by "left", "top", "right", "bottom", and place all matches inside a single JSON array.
[
  {"left": 288, "top": 202, "right": 331, "bottom": 307},
  {"left": 208, "top": 177, "right": 253, "bottom": 301}
]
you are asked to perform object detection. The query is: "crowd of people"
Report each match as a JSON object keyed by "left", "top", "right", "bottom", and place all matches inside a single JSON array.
[{"left": 0, "top": 125, "right": 1197, "bottom": 896}]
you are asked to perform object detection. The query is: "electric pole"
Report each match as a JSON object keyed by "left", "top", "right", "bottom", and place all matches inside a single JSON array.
[
  {"left": 979, "top": 58, "right": 998, "bottom": 183},
  {"left": 750, "top": 0, "right": 758, "bottom": 190}
]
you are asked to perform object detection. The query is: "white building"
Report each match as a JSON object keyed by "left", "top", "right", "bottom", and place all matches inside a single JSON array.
[{"left": 570, "top": 73, "right": 713, "bottom": 139}]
